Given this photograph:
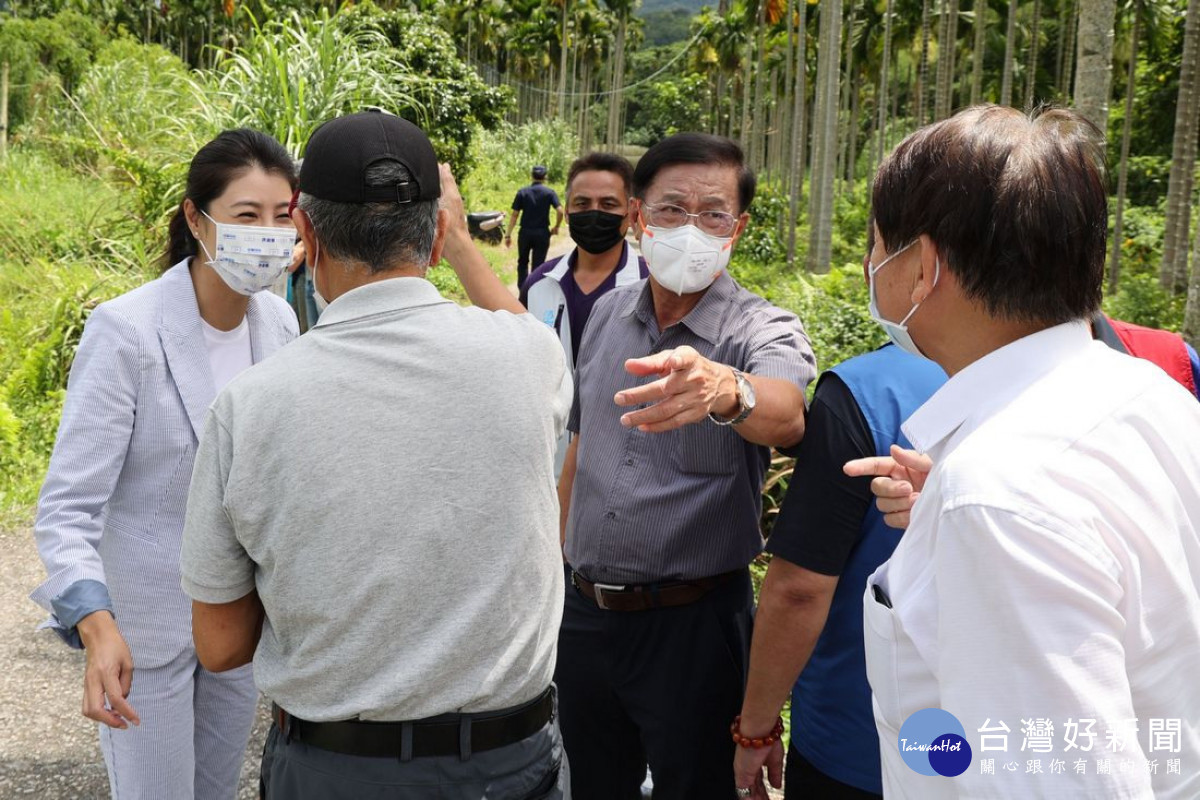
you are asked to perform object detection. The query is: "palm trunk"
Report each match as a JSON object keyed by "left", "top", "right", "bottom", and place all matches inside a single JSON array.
[
  {"left": 1023, "top": 0, "right": 1042, "bottom": 109},
  {"left": 1000, "top": 0, "right": 1018, "bottom": 107},
  {"left": 876, "top": 0, "right": 895, "bottom": 165},
  {"left": 807, "top": 0, "right": 843, "bottom": 273},
  {"left": 558, "top": 0, "right": 569, "bottom": 119},
  {"left": 1162, "top": 0, "right": 1200, "bottom": 292},
  {"left": 837, "top": 0, "right": 858, "bottom": 190},
  {"left": 971, "top": 0, "right": 987, "bottom": 104},
  {"left": 1161, "top": 0, "right": 1200, "bottom": 292},
  {"left": 917, "top": 0, "right": 932, "bottom": 124},
  {"left": 787, "top": 0, "right": 810, "bottom": 266},
  {"left": 1073, "top": 0, "right": 1116, "bottom": 133},
  {"left": 847, "top": 69, "right": 861, "bottom": 183},
  {"left": 936, "top": 0, "right": 961, "bottom": 118},
  {"left": 1185, "top": 227, "right": 1200, "bottom": 346},
  {"left": 1108, "top": 10, "right": 1140, "bottom": 294},
  {"left": 1060, "top": 0, "right": 1078, "bottom": 97},
  {"left": 751, "top": 0, "right": 769, "bottom": 169}
]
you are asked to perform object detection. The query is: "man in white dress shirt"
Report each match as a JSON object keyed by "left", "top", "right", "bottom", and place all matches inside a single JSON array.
[{"left": 851, "top": 105, "right": 1200, "bottom": 799}]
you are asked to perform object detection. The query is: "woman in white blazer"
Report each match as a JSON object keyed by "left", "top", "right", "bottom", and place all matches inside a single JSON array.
[{"left": 31, "top": 129, "right": 300, "bottom": 799}]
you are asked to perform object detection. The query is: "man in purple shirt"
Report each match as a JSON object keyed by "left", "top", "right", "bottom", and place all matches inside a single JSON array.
[{"left": 521, "top": 152, "right": 648, "bottom": 477}]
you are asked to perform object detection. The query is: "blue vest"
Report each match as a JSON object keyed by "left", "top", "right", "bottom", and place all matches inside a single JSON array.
[{"left": 789, "top": 345, "right": 946, "bottom": 793}]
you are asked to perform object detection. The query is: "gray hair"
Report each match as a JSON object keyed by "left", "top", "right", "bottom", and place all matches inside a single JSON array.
[{"left": 298, "top": 160, "right": 439, "bottom": 275}]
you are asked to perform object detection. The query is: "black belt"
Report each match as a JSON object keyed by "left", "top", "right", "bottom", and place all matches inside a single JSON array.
[
  {"left": 272, "top": 687, "right": 554, "bottom": 760},
  {"left": 571, "top": 568, "right": 743, "bottom": 611}
]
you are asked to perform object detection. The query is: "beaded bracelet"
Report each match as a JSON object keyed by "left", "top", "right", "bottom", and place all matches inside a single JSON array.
[{"left": 730, "top": 715, "right": 785, "bottom": 748}]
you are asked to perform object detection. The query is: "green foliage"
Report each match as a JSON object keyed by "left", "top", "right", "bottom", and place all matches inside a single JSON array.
[
  {"left": 36, "top": 39, "right": 204, "bottom": 229},
  {"left": 1103, "top": 273, "right": 1186, "bottom": 332},
  {"left": 0, "top": 10, "right": 106, "bottom": 133},
  {"left": 624, "top": 71, "right": 710, "bottom": 147},
  {"left": 197, "top": 10, "right": 424, "bottom": 158},
  {"left": 463, "top": 118, "right": 580, "bottom": 211},
  {"left": 641, "top": 8, "right": 695, "bottom": 46},
  {"left": 1111, "top": 201, "right": 1170, "bottom": 278},
  {"left": 0, "top": 146, "right": 147, "bottom": 527},
  {"left": 1121, "top": 156, "right": 1172, "bottom": 208},
  {"left": 339, "top": 3, "right": 511, "bottom": 177}
]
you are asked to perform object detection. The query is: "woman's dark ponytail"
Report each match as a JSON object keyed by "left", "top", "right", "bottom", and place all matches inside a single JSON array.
[
  {"left": 164, "top": 203, "right": 198, "bottom": 269},
  {"left": 160, "top": 129, "right": 298, "bottom": 272}
]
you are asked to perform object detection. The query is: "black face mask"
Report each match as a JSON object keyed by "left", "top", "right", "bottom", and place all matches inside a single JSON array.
[{"left": 568, "top": 210, "right": 627, "bottom": 254}]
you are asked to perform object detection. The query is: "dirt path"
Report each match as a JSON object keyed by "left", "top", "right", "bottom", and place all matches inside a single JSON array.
[
  {"left": 2, "top": 518, "right": 782, "bottom": 799},
  {"left": 0, "top": 527, "right": 268, "bottom": 799}
]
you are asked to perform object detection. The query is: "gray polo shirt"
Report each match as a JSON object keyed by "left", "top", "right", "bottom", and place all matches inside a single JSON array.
[
  {"left": 565, "top": 272, "right": 816, "bottom": 584},
  {"left": 181, "top": 277, "right": 572, "bottom": 722}
]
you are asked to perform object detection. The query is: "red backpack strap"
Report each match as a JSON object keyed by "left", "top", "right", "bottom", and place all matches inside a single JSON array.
[{"left": 1104, "top": 316, "right": 1197, "bottom": 396}]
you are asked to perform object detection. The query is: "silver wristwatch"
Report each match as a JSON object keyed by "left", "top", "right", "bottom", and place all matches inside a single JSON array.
[{"left": 708, "top": 369, "right": 756, "bottom": 426}]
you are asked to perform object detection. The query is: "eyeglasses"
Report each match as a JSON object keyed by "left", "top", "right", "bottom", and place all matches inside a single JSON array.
[{"left": 640, "top": 202, "right": 739, "bottom": 237}]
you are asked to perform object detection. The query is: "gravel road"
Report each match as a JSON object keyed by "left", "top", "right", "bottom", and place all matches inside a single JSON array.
[
  {"left": 0, "top": 527, "right": 268, "bottom": 800},
  {"left": 2, "top": 516, "right": 783, "bottom": 800}
]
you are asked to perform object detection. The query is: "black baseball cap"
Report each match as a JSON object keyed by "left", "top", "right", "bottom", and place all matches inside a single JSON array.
[
  {"left": 532, "top": 165, "right": 548, "bottom": 179},
  {"left": 299, "top": 110, "right": 441, "bottom": 204}
]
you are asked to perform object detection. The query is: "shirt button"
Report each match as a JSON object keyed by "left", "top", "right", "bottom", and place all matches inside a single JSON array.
[
  {"left": 605, "top": 511, "right": 617, "bottom": 520},
  {"left": 624, "top": 458, "right": 634, "bottom": 466}
]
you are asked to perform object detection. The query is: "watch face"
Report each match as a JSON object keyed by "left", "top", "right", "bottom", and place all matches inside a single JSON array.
[{"left": 738, "top": 372, "right": 756, "bottom": 408}]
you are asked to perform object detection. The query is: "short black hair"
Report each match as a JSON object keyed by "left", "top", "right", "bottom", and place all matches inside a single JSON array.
[
  {"left": 632, "top": 133, "right": 756, "bottom": 213},
  {"left": 872, "top": 105, "right": 1107, "bottom": 325},
  {"left": 567, "top": 152, "right": 634, "bottom": 198}
]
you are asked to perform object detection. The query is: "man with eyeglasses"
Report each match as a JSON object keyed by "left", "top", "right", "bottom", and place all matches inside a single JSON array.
[{"left": 554, "top": 132, "right": 817, "bottom": 800}]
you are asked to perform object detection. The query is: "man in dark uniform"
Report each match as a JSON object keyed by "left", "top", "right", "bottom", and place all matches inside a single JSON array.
[{"left": 507, "top": 165, "right": 564, "bottom": 289}]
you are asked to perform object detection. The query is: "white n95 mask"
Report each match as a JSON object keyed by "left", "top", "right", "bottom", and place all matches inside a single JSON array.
[
  {"left": 642, "top": 224, "right": 732, "bottom": 296},
  {"left": 867, "top": 239, "right": 938, "bottom": 358},
  {"left": 198, "top": 211, "right": 297, "bottom": 296}
]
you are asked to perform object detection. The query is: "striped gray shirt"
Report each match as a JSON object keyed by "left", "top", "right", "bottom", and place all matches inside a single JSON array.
[{"left": 565, "top": 272, "right": 817, "bottom": 584}]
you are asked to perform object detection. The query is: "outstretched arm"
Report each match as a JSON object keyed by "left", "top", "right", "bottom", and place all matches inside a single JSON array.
[{"left": 440, "top": 164, "right": 526, "bottom": 315}]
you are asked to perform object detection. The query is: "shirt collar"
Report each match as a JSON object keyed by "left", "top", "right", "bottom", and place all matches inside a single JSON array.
[
  {"left": 902, "top": 320, "right": 1094, "bottom": 459},
  {"left": 312, "top": 276, "right": 451, "bottom": 328},
  {"left": 621, "top": 270, "right": 734, "bottom": 345}
]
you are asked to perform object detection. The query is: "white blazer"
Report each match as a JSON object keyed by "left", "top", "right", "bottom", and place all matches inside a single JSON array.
[{"left": 31, "top": 260, "right": 298, "bottom": 669}]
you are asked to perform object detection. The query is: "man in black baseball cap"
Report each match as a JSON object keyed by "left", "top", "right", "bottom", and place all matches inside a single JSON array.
[{"left": 185, "top": 109, "right": 572, "bottom": 799}]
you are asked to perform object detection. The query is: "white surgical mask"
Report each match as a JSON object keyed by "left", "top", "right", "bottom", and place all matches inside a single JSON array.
[
  {"left": 867, "top": 239, "right": 938, "bottom": 358},
  {"left": 642, "top": 224, "right": 732, "bottom": 296},
  {"left": 197, "top": 211, "right": 297, "bottom": 296},
  {"left": 309, "top": 241, "right": 329, "bottom": 315}
]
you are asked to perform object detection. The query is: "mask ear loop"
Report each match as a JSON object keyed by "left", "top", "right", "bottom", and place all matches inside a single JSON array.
[
  {"left": 897, "top": 255, "right": 940, "bottom": 327},
  {"left": 635, "top": 203, "right": 653, "bottom": 239}
]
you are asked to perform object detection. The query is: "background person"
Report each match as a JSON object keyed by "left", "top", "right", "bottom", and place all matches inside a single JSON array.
[
  {"left": 520, "top": 151, "right": 648, "bottom": 476},
  {"left": 854, "top": 105, "right": 1200, "bottom": 799},
  {"left": 555, "top": 132, "right": 816, "bottom": 800},
  {"left": 180, "top": 111, "right": 571, "bottom": 800},
  {"left": 30, "top": 129, "right": 299, "bottom": 799},
  {"left": 507, "top": 164, "right": 563, "bottom": 290}
]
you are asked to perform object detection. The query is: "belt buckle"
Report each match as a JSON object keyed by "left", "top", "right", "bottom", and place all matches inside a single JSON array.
[{"left": 592, "top": 582, "right": 627, "bottom": 610}]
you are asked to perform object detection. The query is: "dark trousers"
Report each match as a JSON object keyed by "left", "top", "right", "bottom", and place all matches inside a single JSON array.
[
  {"left": 259, "top": 707, "right": 567, "bottom": 799},
  {"left": 784, "top": 746, "right": 882, "bottom": 800},
  {"left": 517, "top": 229, "right": 552, "bottom": 290},
  {"left": 554, "top": 568, "right": 753, "bottom": 800}
]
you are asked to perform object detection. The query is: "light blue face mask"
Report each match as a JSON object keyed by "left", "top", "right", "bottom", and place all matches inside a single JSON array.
[
  {"left": 308, "top": 241, "right": 329, "bottom": 315},
  {"left": 867, "top": 239, "right": 938, "bottom": 358}
]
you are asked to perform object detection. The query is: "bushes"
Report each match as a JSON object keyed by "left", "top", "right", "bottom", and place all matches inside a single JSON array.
[{"left": 0, "top": 148, "right": 147, "bottom": 527}]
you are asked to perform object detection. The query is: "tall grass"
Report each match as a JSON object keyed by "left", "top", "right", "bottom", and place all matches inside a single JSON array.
[
  {"left": 0, "top": 148, "right": 147, "bottom": 529},
  {"left": 199, "top": 11, "right": 426, "bottom": 158}
]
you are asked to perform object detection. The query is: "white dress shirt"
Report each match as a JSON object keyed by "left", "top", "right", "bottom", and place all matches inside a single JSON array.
[{"left": 865, "top": 321, "right": 1200, "bottom": 799}]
